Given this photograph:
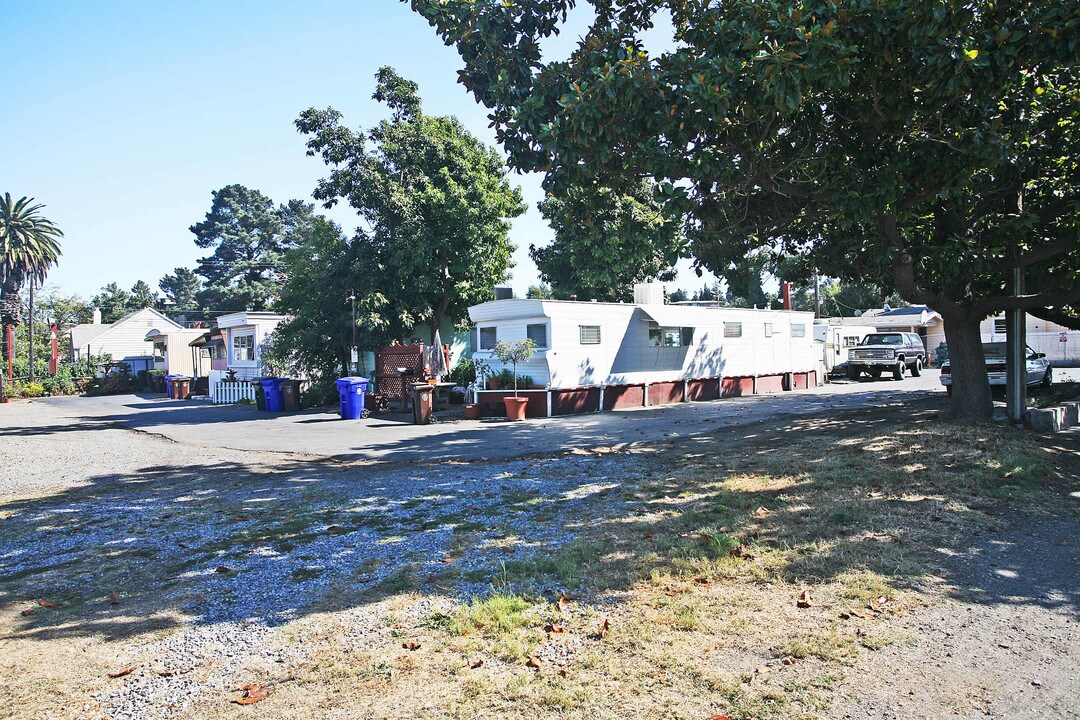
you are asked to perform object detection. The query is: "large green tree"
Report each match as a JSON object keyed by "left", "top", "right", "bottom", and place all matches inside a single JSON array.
[
  {"left": 0, "top": 194, "right": 63, "bottom": 376},
  {"left": 190, "top": 185, "right": 317, "bottom": 312},
  {"left": 296, "top": 66, "right": 526, "bottom": 343},
  {"left": 532, "top": 178, "right": 687, "bottom": 301},
  {"left": 158, "top": 267, "right": 202, "bottom": 310},
  {"left": 410, "top": 0, "right": 1080, "bottom": 421}
]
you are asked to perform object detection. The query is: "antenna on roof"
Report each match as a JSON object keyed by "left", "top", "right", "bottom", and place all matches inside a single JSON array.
[{"left": 883, "top": 303, "right": 891, "bottom": 312}]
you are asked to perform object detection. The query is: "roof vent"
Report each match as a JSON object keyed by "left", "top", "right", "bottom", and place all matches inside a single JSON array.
[
  {"left": 633, "top": 282, "right": 665, "bottom": 305},
  {"left": 493, "top": 287, "right": 514, "bottom": 301}
]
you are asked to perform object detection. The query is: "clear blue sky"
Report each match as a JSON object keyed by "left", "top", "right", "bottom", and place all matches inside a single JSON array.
[{"left": 3, "top": 1, "right": 712, "bottom": 302}]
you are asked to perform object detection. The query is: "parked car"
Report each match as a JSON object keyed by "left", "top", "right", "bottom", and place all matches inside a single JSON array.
[
  {"left": 939, "top": 342, "right": 1052, "bottom": 395},
  {"left": 846, "top": 332, "right": 927, "bottom": 380}
]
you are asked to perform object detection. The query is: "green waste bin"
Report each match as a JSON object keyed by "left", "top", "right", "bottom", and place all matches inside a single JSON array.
[{"left": 253, "top": 378, "right": 268, "bottom": 411}]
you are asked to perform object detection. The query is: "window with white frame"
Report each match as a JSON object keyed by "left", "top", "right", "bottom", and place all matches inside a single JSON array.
[
  {"left": 526, "top": 323, "right": 548, "bottom": 348},
  {"left": 842, "top": 335, "right": 862, "bottom": 347},
  {"left": 724, "top": 322, "right": 743, "bottom": 338},
  {"left": 579, "top": 325, "right": 601, "bottom": 344},
  {"left": 791, "top": 323, "right": 806, "bottom": 338},
  {"left": 232, "top": 333, "right": 255, "bottom": 362},
  {"left": 764, "top": 323, "right": 773, "bottom": 337},
  {"left": 479, "top": 327, "right": 497, "bottom": 350}
]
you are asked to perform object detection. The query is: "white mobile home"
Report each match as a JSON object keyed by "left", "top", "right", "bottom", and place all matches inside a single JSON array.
[
  {"left": 468, "top": 298, "right": 819, "bottom": 417},
  {"left": 70, "top": 308, "right": 183, "bottom": 365},
  {"left": 814, "top": 321, "right": 875, "bottom": 375}
]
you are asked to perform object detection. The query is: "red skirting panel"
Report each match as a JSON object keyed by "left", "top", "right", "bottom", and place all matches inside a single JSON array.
[
  {"left": 605, "top": 384, "right": 645, "bottom": 410},
  {"left": 648, "top": 381, "right": 683, "bottom": 406},
  {"left": 755, "top": 374, "right": 785, "bottom": 394},
  {"left": 475, "top": 390, "right": 547, "bottom": 418},
  {"left": 552, "top": 388, "right": 600, "bottom": 415},
  {"left": 687, "top": 377, "right": 721, "bottom": 401},
  {"left": 722, "top": 376, "right": 754, "bottom": 397}
]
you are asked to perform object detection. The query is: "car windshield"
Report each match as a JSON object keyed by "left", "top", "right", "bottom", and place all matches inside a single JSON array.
[{"left": 863, "top": 334, "right": 902, "bottom": 345}]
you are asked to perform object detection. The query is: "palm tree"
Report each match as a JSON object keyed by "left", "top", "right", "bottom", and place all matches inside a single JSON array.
[{"left": 0, "top": 194, "right": 64, "bottom": 383}]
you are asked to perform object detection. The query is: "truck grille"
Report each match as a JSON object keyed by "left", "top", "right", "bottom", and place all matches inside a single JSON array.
[{"left": 852, "top": 349, "right": 893, "bottom": 360}]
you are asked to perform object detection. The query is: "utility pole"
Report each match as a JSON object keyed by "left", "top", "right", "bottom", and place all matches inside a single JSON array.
[
  {"left": 28, "top": 277, "right": 36, "bottom": 384},
  {"left": 348, "top": 292, "right": 357, "bottom": 375},
  {"left": 1006, "top": 267, "right": 1026, "bottom": 427}
]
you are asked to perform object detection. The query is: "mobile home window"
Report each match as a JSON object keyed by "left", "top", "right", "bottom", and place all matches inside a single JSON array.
[
  {"left": 232, "top": 333, "right": 255, "bottom": 362},
  {"left": 649, "top": 326, "right": 694, "bottom": 347},
  {"left": 579, "top": 325, "right": 601, "bottom": 344},
  {"left": 764, "top": 323, "right": 773, "bottom": 337},
  {"left": 526, "top": 323, "right": 548, "bottom": 348},
  {"left": 843, "top": 335, "right": 861, "bottom": 347},
  {"left": 791, "top": 323, "right": 806, "bottom": 338},
  {"left": 723, "top": 322, "right": 743, "bottom": 338},
  {"left": 479, "top": 326, "right": 497, "bottom": 350},
  {"left": 993, "top": 318, "right": 1007, "bottom": 334}
]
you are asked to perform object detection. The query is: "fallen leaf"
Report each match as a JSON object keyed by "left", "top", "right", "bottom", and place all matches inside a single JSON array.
[
  {"left": 534, "top": 515, "right": 550, "bottom": 521},
  {"left": 693, "top": 577, "right": 710, "bottom": 586},
  {"left": 441, "top": 557, "right": 456, "bottom": 564},
  {"left": 557, "top": 668, "right": 568, "bottom": 677},
  {"left": 782, "top": 657, "right": 797, "bottom": 666},
  {"left": 108, "top": 667, "right": 134, "bottom": 678},
  {"left": 326, "top": 525, "right": 341, "bottom": 533},
  {"left": 597, "top": 618, "right": 610, "bottom": 640},
  {"left": 157, "top": 670, "right": 175, "bottom": 677},
  {"left": 543, "top": 624, "right": 564, "bottom": 634},
  {"left": 469, "top": 658, "right": 484, "bottom": 669},
  {"left": 797, "top": 590, "right": 813, "bottom": 608},
  {"left": 556, "top": 596, "right": 571, "bottom": 612},
  {"left": 876, "top": 596, "right": 889, "bottom": 605},
  {"left": 753, "top": 506, "right": 771, "bottom": 518},
  {"left": 108, "top": 592, "right": 121, "bottom": 606},
  {"left": 855, "top": 627, "right": 867, "bottom": 637},
  {"left": 839, "top": 611, "right": 851, "bottom": 619},
  {"left": 37, "top": 599, "right": 57, "bottom": 607},
  {"left": 643, "top": 533, "right": 655, "bottom": 541},
  {"left": 402, "top": 641, "right": 421, "bottom": 651},
  {"left": 711, "top": 715, "right": 732, "bottom": 720},
  {"left": 525, "top": 655, "right": 542, "bottom": 669},
  {"left": 698, "top": 532, "right": 715, "bottom": 544},
  {"left": 232, "top": 684, "right": 269, "bottom": 705},
  {"left": 20, "top": 609, "right": 34, "bottom": 617},
  {"left": 215, "top": 566, "right": 232, "bottom": 574}
]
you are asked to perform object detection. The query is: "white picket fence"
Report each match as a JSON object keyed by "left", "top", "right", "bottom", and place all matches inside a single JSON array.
[{"left": 212, "top": 380, "right": 257, "bottom": 405}]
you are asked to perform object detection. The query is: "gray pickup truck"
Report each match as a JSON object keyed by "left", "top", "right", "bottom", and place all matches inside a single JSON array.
[{"left": 846, "top": 332, "right": 927, "bottom": 381}]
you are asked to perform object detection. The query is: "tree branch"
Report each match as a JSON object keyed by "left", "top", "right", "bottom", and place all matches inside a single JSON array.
[
  {"left": 1004, "top": 239, "right": 1078, "bottom": 268},
  {"left": 974, "top": 287, "right": 1080, "bottom": 314},
  {"left": 1029, "top": 306, "right": 1080, "bottom": 331}
]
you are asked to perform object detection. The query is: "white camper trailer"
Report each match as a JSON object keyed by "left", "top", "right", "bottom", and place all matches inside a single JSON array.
[
  {"left": 814, "top": 322, "right": 875, "bottom": 375},
  {"left": 467, "top": 298, "right": 819, "bottom": 417}
]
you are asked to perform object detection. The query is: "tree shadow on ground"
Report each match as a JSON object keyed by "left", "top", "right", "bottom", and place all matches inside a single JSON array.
[{"left": 1, "top": 405, "right": 1077, "bottom": 648}]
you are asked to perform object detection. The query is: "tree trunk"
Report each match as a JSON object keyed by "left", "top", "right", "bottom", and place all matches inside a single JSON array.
[
  {"left": 940, "top": 307, "right": 993, "bottom": 421},
  {"left": 28, "top": 278, "right": 36, "bottom": 384}
]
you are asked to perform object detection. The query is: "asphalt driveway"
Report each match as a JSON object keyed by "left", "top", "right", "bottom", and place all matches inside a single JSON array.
[{"left": 29, "top": 371, "right": 954, "bottom": 462}]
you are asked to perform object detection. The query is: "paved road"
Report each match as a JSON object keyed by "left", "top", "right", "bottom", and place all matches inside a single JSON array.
[{"left": 27, "top": 371, "right": 955, "bottom": 462}]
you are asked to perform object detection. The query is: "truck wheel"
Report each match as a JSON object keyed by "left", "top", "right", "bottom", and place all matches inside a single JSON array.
[
  {"left": 910, "top": 357, "right": 922, "bottom": 377},
  {"left": 892, "top": 360, "right": 906, "bottom": 380},
  {"left": 847, "top": 366, "right": 859, "bottom": 381}
]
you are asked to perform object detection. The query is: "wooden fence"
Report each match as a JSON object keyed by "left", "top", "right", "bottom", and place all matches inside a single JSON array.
[{"left": 212, "top": 380, "right": 256, "bottom": 405}]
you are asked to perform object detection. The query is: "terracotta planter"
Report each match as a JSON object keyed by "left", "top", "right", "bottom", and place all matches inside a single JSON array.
[
  {"left": 463, "top": 403, "right": 481, "bottom": 420},
  {"left": 503, "top": 396, "right": 529, "bottom": 421},
  {"left": 486, "top": 378, "right": 501, "bottom": 390}
]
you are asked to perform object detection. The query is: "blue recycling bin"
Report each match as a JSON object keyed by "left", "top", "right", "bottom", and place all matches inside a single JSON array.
[
  {"left": 260, "top": 378, "right": 285, "bottom": 412},
  {"left": 335, "top": 377, "right": 370, "bottom": 419}
]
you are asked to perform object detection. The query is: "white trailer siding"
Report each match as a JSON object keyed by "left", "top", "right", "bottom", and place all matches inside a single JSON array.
[
  {"left": 70, "top": 308, "right": 183, "bottom": 363},
  {"left": 469, "top": 300, "right": 817, "bottom": 389}
]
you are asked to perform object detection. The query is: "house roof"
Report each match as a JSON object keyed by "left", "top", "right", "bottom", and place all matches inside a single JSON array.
[
  {"left": 70, "top": 307, "right": 184, "bottom": 350},
  {"left": 877, "top": 306, "right": 929, "bottom": 317}
]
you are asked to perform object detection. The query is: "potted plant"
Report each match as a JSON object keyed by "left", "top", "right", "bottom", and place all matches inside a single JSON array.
[{"left": 492, "top": 339, "right": 537, "bottom": 421}]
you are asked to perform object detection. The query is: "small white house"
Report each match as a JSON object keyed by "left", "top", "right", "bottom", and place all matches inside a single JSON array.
[
  {"left": 70, "top": 308, "right": 182, "bottom": 365},
  {"left": 144, "top": 327, "right": 208, "bottom": 377},
  {"left": 205, "top": 312, "right": 287, "bottom": 401},
  {"left": 467, "top": 293, "right": 818, "bottom": 417}
]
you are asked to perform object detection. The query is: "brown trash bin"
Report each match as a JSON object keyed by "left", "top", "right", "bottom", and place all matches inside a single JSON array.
[
  {"left": 412, "top": 384, "right": 434, "bottom": 425},
  {"left": 174, "top": 377, "right": 191, "bottom": 400},
  {"left": 280, "top": 379, "right": 302, "bottom": 412}
]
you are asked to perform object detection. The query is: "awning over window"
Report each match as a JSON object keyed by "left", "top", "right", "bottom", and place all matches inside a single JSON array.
[{"left": 640, "top": 307, "right": 694, "bottom": 328}]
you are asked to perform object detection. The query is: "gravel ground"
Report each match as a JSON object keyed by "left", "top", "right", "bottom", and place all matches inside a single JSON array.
[
  {"left": 2, "top": 397, "right": 1078, "bottom": 720},
  {"left": 1, "top": 400, "right": 650, "bottom": 719}
]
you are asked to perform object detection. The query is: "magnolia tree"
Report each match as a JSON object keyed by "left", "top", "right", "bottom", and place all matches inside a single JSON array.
[{"left": 409, "top": 0, "right": 1080, "bottom": 421}]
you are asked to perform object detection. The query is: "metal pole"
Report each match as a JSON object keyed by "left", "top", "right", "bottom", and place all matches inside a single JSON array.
[
  {"left": 28, "top": 277, "right": 35, "bottom": 384},
  {"left": 813, "top": 272, "right": 820, "bottom": 318},
  {"left": 348, "top": 292, "right": 357, "bottom": 375},
  {"left": 1006, "top": 267, "right": 1026, "bottom": 427}
]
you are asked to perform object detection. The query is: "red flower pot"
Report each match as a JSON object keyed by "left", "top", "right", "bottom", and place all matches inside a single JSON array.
[
  {"left": 463, "top": 403, "right": 481, "bottom": 420},
  {"left": 503, "top": 396, "right": 528, "bottom": 421}
]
